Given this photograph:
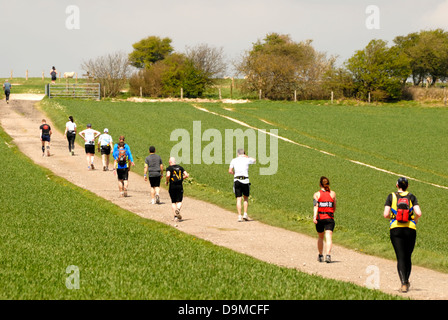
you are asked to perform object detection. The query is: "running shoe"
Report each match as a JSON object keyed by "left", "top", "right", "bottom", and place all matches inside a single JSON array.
[
  {"left": 91, "top": 164, "right": 95, "bottom": 170},
  {"left": 325, "top": 255, "right": 331, "bottom": 263},
  {"left": 317, "top": 254, "right": 324, "bottom": 262},
  {"left": 175, "top": 209, "right": 182, "bottom": 220},
  {"left": 156, "top": 194, "right": 160, "bottom": 204},
  {"left": 243, "top": 214, "right": 249, "bottom": 221},
  {"left": 238, "top": 215, "right": 243, "bottom": 222}
]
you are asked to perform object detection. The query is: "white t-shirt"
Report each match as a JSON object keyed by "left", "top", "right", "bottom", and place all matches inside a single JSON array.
[
  {"left": 98, "top": 133, "right": 113, "bottom": 147},
  {"left": 66, "top": 121, "right": 76, "bottom": 132},
  {"left": 229, "top": 156, "right": 256, "bottom": 184},
  {"left": 80, "top": 128, "right": 100, "bottom": 145}
]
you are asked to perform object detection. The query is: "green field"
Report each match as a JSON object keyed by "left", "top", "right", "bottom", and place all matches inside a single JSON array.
[
  {"left": 0, "top": 112, "right": 400, "bottom": 300},
  {"left": 39, "top": 98, "right": 448, "bottom": 274}
]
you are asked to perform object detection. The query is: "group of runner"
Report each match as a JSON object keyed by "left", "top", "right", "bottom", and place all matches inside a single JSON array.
[{"left": 38, "top": 115, "right": 423, "bottom": 294}]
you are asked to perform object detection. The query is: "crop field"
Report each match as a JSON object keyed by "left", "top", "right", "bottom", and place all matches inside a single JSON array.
[
  {"left": 0, "top": 109, "right": 401, "bottom": 300},
  {"left": 40, "top": 98, "right": 448, "bottom": 274}
]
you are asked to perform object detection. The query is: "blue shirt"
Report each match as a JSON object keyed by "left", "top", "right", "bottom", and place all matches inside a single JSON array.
[
  {"left": 3, "top": 82, "right": 11, "bottom": 91},
  {"left": 113, "top": 143, "right": 134, "bottom": 169}
]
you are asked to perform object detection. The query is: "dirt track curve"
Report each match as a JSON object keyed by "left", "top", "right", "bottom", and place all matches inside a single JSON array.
[{"left": 1, "top": 95, "right": 447, "bottom": 300}]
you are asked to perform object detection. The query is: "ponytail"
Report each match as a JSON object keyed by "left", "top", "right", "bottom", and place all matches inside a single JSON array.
[{"left": 320, "top": 176, "right": 330, "bottom": 192}]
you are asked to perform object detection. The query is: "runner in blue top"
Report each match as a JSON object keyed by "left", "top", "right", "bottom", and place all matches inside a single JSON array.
[{"left": 113, "top": 139, "right": 134, "bottom": 197}]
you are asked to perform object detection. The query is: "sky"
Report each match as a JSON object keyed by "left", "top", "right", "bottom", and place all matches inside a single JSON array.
[{"left": 1, "top": 0, "right": 448, "bottom": 78}]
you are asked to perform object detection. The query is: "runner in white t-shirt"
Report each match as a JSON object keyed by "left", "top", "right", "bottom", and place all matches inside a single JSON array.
[
  {"left": 98, "top": 128, "right": 113, "bottom": 171},
  {"left": 228, "top": 148, "right": 256, "bottom": 222},
  {"left": 78, "top": 124, "right": 101, "bottom": 170},
  {"left": 64, "top": 116, "right": 77, "bottom": 155}
]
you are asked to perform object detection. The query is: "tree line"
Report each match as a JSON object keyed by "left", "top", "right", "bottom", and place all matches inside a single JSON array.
[{"left": 82, "top": 29, "right": 448, "bottom": 101}]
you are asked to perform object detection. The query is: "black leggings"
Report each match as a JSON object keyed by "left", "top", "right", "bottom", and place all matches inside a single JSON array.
[
  {"left": 390, "top": 228, "right": 416, "bottom": 285},
  {"left": 67, "top": 132, "right": 76, "bottom": 152}
]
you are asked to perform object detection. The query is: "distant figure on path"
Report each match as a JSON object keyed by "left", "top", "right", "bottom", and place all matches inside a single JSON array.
[
  {"left": 50, "top": 67, "right": 58, "bottom": 84},
  {"left": 144, "top": 146, "right": 163, "bottom": 204},
  {"left": 64, "top": 116, "right": 77, "bottom": 155},
  {"left": 383, "top": 177, "right": 422, "bottom": 293},
  {"left": 78, "top": 123, "right": 100, "bottom": 170},
  {"left": 313, "top": 176, "right": 336, "bottom": 263},
  {"left": 39, "top": 119, "right": 52, "bottom": 157},
  {"left": 3, "top": 79, "right": 11, "bottom": 104},
  {"left": 165, "top": 157, "right": 189, "bottom": 222},
  {"left": 228, "top": 148, "right": 256, "bottom": 222}
]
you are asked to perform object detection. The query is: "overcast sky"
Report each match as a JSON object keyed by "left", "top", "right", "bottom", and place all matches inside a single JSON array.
[{"left": 1, "top": 0, "right": 448, "bottom": 78}]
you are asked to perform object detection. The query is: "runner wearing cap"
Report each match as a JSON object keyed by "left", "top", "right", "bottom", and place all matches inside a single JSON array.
[
  {"left": 79, "top": 124, "right": 101, "bottom": 170},
  {"left": 98, "top": 128, "right": 113, "bottom": 171}
]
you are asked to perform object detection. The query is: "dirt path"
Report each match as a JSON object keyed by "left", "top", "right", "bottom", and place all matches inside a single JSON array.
[{"left": 2, "top": 96, "right": 447, "bottom": 300}]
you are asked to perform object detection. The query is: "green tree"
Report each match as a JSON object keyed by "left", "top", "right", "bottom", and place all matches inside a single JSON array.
[
  {"left": 129, "top": 36, "right": 174, "bottom": 69},
  {"left": 394, "top": 29, "right": 448, "bottom": 86},
  {"left": 237, "top": 33, "right": 334, "bottom": 100},
  {"left": 345, "top": 39, "right": 411, "bottom": 100}
]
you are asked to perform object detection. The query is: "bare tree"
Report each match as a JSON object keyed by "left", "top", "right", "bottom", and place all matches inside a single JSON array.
[
  {"left": 185, "top": 44, "right": 227, "bottom": 84},
  {"left": 81, "top": 51, "right": 131, "bottom": 98}
]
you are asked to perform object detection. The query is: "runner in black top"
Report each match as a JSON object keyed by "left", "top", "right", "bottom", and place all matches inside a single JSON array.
[
  {"left": 165, "top": 157, "right": 189, "bottom": 222},
  {"left": 39, "top": 119, "right": 52, "bottom": 157}
]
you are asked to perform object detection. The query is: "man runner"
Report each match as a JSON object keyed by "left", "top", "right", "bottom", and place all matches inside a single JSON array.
[
  {"left": 165, "top": 157, "right": 189, "bottom": 222},
  {"left": 229, "top": 148, "right": 256, "bottom": 222},
  {"left": 39, "top": 119, "right": 52, "bottom": 157},
  {"left": 78, "top": 123, "right": 101, "bottom": 170}
]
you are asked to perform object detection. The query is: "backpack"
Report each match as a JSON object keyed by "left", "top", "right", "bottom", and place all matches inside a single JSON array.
[
  {"left": 170, "top": 166, "right": 183, "bottom": 183},
  {"left": 118, "top": 147, "right": 127, "bottom": 165},
  {"left": 392, "top": 192, "right": 412, "bottom": 223}
]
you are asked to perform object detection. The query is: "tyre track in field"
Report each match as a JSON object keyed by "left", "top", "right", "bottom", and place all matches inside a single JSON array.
[
  {"left": 2, "top": 95, "right": 448, "bottom": 300},
  {"left": 192, "top": 104, "right": 448, "bottom": 190}
]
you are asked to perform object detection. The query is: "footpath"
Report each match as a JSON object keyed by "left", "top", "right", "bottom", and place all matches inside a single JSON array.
[{"left": 1, "top": 95, "right": 447, "bottom": 300}]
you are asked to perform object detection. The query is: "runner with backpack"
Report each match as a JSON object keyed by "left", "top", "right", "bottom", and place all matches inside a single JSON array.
[
  {"left": 113, "top": 141, "right": 133, "bottom": 197},
  {"left": 383, "top": 177, "right": 422, "bottom": 293},
  {"left": 165, "top": 157, "right": 189, "bottom": 222}
]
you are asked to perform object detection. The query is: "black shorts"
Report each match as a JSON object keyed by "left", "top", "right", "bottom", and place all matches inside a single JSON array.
[
  {"left": 315, "top": 218, "right": 335, "bottom": 233},
  {"left": 101, "top": 145, "right": 111, "bottom": 155},
  {"left": 117, "top": 168, "right": 129, "bottom": 181},
  {"left": 169, "top": 185, "right": 183, "bottom": 203},
  {"left": 85, "top": 144, "right": 95, "bottom": 154},
  {"left": 233, "top": 180, "right": 250, "bottom": 198},
  {"left": 149, "top": 176, "right": 161, "bottom": 187},
  {"left": 41, "top": 134, "right": 51, "bottom": 142}
]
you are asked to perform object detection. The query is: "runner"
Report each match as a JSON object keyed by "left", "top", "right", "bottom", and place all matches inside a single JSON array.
[
  {"left": 228, "top": 148, "right": 256, "bottom": 222},
  {"left": 113, "top": 141, "right": 132, "bottom": 197},
  {"left": 63, "top": 116, "right": 77, "bottom": 155},
  {"left": 165, "top": 157, "right": 189, "bottom": 222},
  {"left": 39, "top": 119, "right": 52, "bottom": 157},
  {"left": 3, "top": 79, "right": 11, "bottom": 104},
  {"left": 112, "top": 135, "right": 135, "bottom": 168},
  {"left": 144, "top": 146, "right": 163, "bottom": 204},
  {"left": 313, "top": 176, "right": 336, "bottom": 263},
  {"left": 97, "top": 128, "right": 113, "bottom": 171},
  {"left": 383, "top": 177, "right": 422, "bottom": 293},
  {"left": 78, "top": 123, "right": 100, "bottom": 170}
]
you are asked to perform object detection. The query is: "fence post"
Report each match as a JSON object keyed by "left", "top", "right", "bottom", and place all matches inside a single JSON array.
[
  {"left": 259, "top": 89, "right": 262, "bottom": 100},
  {"left": 140, "top": 87, "right": 142, "bottom": 98},
  {"left": 10, "top": 70, "right": 13, "bottom": 79},
  {"left": 294, "top": 90, "right": 297, "bottom": 102},
  {"left": 181, "top": 88, "right": 183, "bottom": 99},
  {"left": 331, "top": 91, "right": 334, "bottom": 104},
  {"left": 230, "top": 79, "right": 233, "bottom": 99},
  {"left": 444, "top": 87, "right": 447, "bottom": 106},
  {"left": 26, "top": 70, "right": 28, "bottom": 81},
  {"left": 219, "top": 88, "right": 222, "bottom": 100},
  {"left": 42, "top": 71, "right": 45, "bottom": 81},
  {"left": 368, "top": 92, "right": 371, "bottom": 103}
]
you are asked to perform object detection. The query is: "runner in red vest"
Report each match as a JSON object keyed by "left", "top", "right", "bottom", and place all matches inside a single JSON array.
[{"left": 313, "top": 176, "right": 336, "bottom": 263}]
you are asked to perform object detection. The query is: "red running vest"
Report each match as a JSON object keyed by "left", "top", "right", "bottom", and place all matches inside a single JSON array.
[{"left": 317, "top": 190, "right": 335, "bottom": 220}]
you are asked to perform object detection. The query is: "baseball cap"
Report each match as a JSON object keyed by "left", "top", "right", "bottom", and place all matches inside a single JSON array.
[
  {"left": 104, "top": 128, "right": 108, "bottom": 132},
  {"left": 87, "top": 123, "right": 92, "bottom": 127}
]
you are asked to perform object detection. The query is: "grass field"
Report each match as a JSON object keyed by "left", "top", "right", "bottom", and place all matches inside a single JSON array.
[
  {"left": 39, "top": 98, "right": 448, "bottom": 275},
  {"left": 0, "top": 114, "right": 401, "bottom": 300}
]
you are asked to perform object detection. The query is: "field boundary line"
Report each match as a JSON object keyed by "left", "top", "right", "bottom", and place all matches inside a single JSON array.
[{"left": 192, "top": 104, "right": 448, "bottom": 191}]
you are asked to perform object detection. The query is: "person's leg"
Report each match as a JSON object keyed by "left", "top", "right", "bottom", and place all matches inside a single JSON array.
[
  {"left": 155, "top": 186, "right": 160, "bottom": 203},
  {"left": 46, "top": 141, "right": 51, "bottom": 156},
  {"left": 243, "top": 195, "right": 249, "bottom": 220},
  {"left": 118, "top": 179, "right": 124, "bottom": 196},
  {"left": 236, "top": 196, "right": 242, "bottom": 221},
  {"left": 324, "top": 230, "right": 333, "bottom": 262},
  {"left": 150, "top": 186, "right": 155, "bottom": 203},
  {"left": 123, "top": 179, "right": 128, "bottom": 197},
  {"left": 390, "top": 228, "right": 409, "bottom": 290},
  {"left": 41, "top": 140, "right": 45, "bottom": 156}
]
